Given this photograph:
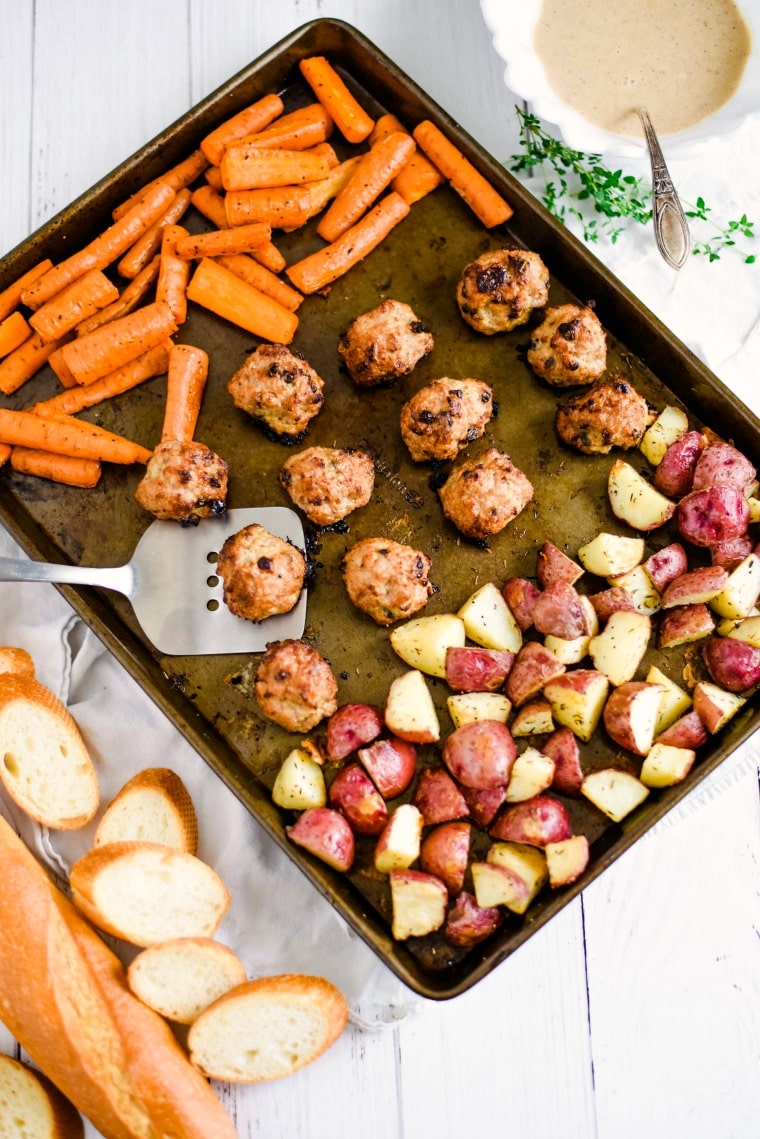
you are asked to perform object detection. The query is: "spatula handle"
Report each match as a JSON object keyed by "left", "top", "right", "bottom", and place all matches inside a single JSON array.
[{"left": 0, "top": 557, "right": 132, "bottom": 596}]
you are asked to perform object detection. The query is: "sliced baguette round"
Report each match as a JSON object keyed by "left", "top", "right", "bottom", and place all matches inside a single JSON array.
[
  {"left": 0, "top": 1053, "right": 83, "bottom": 1139},
  {"left": 0, "top": 674, "right": 98, "bottom": 829},
  {"left": 187, "top": 974, "right": 349, "bottom": 1082},
  {"left": 70, "top": 841, "right": 231, "bottom": 948},
  {"left": 0, "top": 646, "right": 36, "bottom": 679},
  {"left": 127, "top": 937, "right": 247, "bottom": 1024},
  {"left": 94, "top": 768, "right": 198, "bottom": 854}
]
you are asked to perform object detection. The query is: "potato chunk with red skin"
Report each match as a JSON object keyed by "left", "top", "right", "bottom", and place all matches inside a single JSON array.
[
  {"left": 691, "top": 440, "right": 756, "bottom": 496},
  {"left": 412, "top": 767, "right": 470, "bottom": 825},
  {"left": 653, "top": 430, "right": 705, "bottom": 497},
  {"left": 490, "top": 795, "right": 573, "bottom": 848},
  {"left": 502, "top": 577, "right": 541, "bottom": 630},
  {"left": 702, "top": 637, "right": 760, "bottom": 692},
  {"left": 445, "top": 890, "right": 504, "bottom": 947},
  {"left": 358, "top": 737, "right": 417, "bottom": 799},
  {"left": 677, "top": 486, "right": 750, "bottom": 548},
  {"left": 505, "top": 641, "right": 566, "bottom": 707},
  {"left": 442, "top": 719, "right": 517, "bottom": 790},
  {"left": 419, "top": 822, "right": 471, "bottom": 895},
  {"left": 532, "top": 582, "right": 593, "bottom": 640},
  {"left": 325, "top": 703, "right": 384, "bottom": 761},
  {"left": 444, "top": 646, "right": 514, "bottom": 693},
  {"left": 328, "top": 763, "right": 388, "bottom": 836},
  {"left": 287, "top": 807, "right": 355, "bottom": 871}
]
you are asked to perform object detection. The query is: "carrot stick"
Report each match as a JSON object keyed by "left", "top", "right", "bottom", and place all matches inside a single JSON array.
[
  {"left": 29, "top": 269, "right": 120, "bottom": 344},
  {"left": 299, "top": 56, "right": 374, "bottom": 144},
  {"left": 186, "top": 258, "right": 298, "bottom": 344},
  {"left": 216, "top": 254, "right": 303, "bottom": 312},
  {"left": 286, "top": 191, "right": 410, "bottom": 294},
  {"left": 60, "top": 300, "right": 178, "bottom": 387},
  {"left": 34, "top": 341, "right": 171, "bottom": 417},
  {"left": 236, "top": 103, "right": 333, "bottom": 151},
  {"left": 0, "top": 408, "right": 152, "bottom": 464},
  {"left": 301, "top": 155, "right": 363, "bottom": 224},
  {"left": 0, "top": 444, "right": 11, "bottom": 466},
  {"left": 0, "top": 312, "right": 32, "bottom": 359},
  {"left": 369, "top": 113, "right": 443, "bottom": 204},
  {"left": 191, "top": 185, "right": 229, "bottom": 230},
  {"left": 0, "top": 331, "right": 69, "bottom": 396},
  {"left": 173, "top": 222, "right": 272, "bottom": 260},
  {"left": 220, "top": 145, "right": 334, "bottom": 192},
  {"left": 22, "top": 183, "right": 176, "bottom": 310},
  {"left": 200, "top": 93, "right": 285, "bottom": 166},
  {"left": 316, "top": 131, "right": 416, "bottom": 242},
  {"left": 75, "top": 256, "right": 160, "bottom": 337},
  {"left": 112, "top": 150, "right": 209, "bottom": 221},
  {"left": 155, "top": 225, "right": 191, "bottom": 325},
  {"left": 411, "top": 120, "right": 514, "bottom": 227},
  {"left": 47, "top": 343, "right": 79, "bottom": 389},
  {"left": 204, "top": 165, "right": 225, "bottom": 192},
  {"left": 224, "top": 187, "right": 313, "bottom": 231},
  {"left": 250, "top": 240, "right": 287, "bottom": 274},
  {"left": 10, "top": 447, "right": 102, "bottom": 488},
  {"left": 161, "top": 344, "right": 209, "bottom": 443},
  {"left": 117, "top": 188, "right": 192, "bottom": 279},
  {"left": 0, "top": 260, "right": 53, "bottom": 323}
]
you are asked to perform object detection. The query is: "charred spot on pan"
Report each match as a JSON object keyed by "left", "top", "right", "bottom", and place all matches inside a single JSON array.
[{"left": 428, "top": 465, "right": 450, "bottom": 491}]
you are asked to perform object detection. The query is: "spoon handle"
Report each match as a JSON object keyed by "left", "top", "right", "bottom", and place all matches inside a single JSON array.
[{"left": 637, "top": 107, "right": 691, "bottom": 270}]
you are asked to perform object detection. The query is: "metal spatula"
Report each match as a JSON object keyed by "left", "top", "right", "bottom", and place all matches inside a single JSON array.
[{"left": 0, "top": 507, "right": 307, "bottom": 656}]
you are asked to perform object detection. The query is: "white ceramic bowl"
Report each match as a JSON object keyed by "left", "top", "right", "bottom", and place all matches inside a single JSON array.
[{"left": 480, "top": 0, "right": 760, "bottom": 158}]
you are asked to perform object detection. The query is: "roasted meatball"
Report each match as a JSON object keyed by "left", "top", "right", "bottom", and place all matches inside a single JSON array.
[
  {"left": 555, "top": 376, "right": 653, "bottom": 455},
  {"left": 341, "top": 537, "right": 434, "bottom": 626},
  {"left": 527, "top": 303, "right": 607, "bottom": 387},
  {"left": 134, "top": 439, "right": 228, "bottom": 524},
  {"left": 279, "top": 446, "right": 375, "bottom": 527},
  {"left": 227, "top": 344, "right": 324, "bottom": 438},
  {"left": 254, "top": 639, "right": 338, "bottom": 733},
  {"left": 456, "top": 249, "right": 549, "bottom": 335},
  {"left": 216, "top": 524, "right": 305, "bottom": 623},
  {"left": 400, "top": 377, "right": 494, "bottom": 463},
  {"left": 438, "top": 447, "right": 534, "bottom": 541},
  {"left": 337, "top": 299, "right": 433, "bottom": 387}
]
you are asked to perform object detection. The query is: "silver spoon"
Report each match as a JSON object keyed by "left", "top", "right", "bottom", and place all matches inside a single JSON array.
[{"left": 637, "top": 107, "right": 691, "bottom": 270}]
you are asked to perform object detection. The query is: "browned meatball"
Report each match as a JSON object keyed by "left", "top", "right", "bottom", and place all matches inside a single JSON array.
[
  {"left": 555, "top": 376, "right": 653, "bottom": 455},
  {"left": 279, "top": 446, "right": 375, "bottom": 527},
  {"left": 135, "top": 439, "right": 228, "bottom": 524},
  {"left": 456, "top": 249, "right": 549, "bottom": 334},
  {"left": 254, "top": 639, "right": 338, "bottom": 733},
  {"left": 527, "top": 303, "right": 607, "bottom": 387},
  {"left": 216, "top": 524, "right": 305, "bottom": 622},
  {"left": 337, "top": 299, "right": 433, "bottom": 387},
  {"left": 400, "top": 377, "right": 494, "bottom": 463},
  {"left": 227, "top": 344, "right": 324, "bottom": 437},
  {"left": 341, "top": 537, "right": 434, "bottom": 626},
  {"left": 438, "top": 447, "right": 534, "bottom": 541}
]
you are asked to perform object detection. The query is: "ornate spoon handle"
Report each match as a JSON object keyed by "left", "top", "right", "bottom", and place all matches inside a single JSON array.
[{"left": 637, "top": 107, "right": 691, "bottom": 270}]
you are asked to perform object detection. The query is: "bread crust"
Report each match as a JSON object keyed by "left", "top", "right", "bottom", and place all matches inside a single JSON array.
[
  {"left": 94, "top": 767, "right": 199, "bottom": 854},
  {"left": 0, "top": 1054, "right": 84, "bottom": 1138}
]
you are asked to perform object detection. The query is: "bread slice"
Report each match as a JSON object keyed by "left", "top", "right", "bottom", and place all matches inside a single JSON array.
[
  {"left": 0, "top": 646, "right": 36, "bottom": 678},
  {"left": 187, "top": 974, "right": 349, "bottom": 1082},
  {"left": 127, "top": 937, "right": 247, "bottom": 1024},
  {"left": 0, "top": 674, "right": 98, "bottom": 829},
  {"left": 0, "top": 1053, "right": 83, "bottom": 1138},
  {"left": 94, "top": 768, "right": 198, "bottom": 854},
  {"left": 70, "top": 842, "right": 231, "bottom": 948}
]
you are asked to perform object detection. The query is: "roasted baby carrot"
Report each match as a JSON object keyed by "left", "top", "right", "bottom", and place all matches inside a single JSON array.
[
  {"left": 173, "top": 222, "right": 272, "bottom": 260},
  {"left": 301, "top": 155, "right": 363, "bottom": 224},
  {"left": 0, "top": 443, "right": 11, "bottom": 466},
  {"left": 299, "top": 56, "right": 374, "bottom": 144},
  {"left": 186, "top": 258, "right": 299, "bottom": 344},
  {"left": 29, "top": 269, "right": 120, "bottom": 343},
  {"left": 0, "top": 312, "right": 32, "bottom": 359},
  {"left": 216, "top": 254, "right": 303, "bottom": 312},
  {"left": 316, "top": 131, "right": 416, "bottom": 242},
  {"left": 286, "top": 191, "right": 410, "bottom": 294},
  {"left": 0, "top": 260, "right": 53, "bottom": 323},
  {"left": 112, "top": 150, "right": 208, "bottom": 221},
  {"left": 224, "top": 186, "right": 314, "bottom": 230},
  {"left": 117, "top": 188, "right": 192, "bottom": 279},
  {"left": 220, "top": 144, "right": 334, "bottom": 192},
  {"left": 75, "top": 257, "right": 161, "bottom": 337},
  {"left": 161, "top": 344, "right": 209, "bottom": 443},
  {"left": 191, "top": 185, "right": 229, "bottom": 230},
  {"left": 60, "top": 300, "right": 178, "bottom": 387},
  {"left": 47, "top": 343, "right": 79, "bottom": 388},
  {"left": 204, "top": 165, "right": 225, "bottom": 192},
  {"left": 34, "top": 341, "right": 171, "bottom": 417},
  {"left": 10, "top": 447, "right": 102, "bottom": 488},
  {"left": 237, "top": 103, "right": 333, "bottom": 151},
  {"left": 412, "top": 120, "right": 513, "bottom": 227},
  {"left": 155, "top": 225, "right": 191, "bottom": 325},
  {"left": 200, "top": 93, "right": 285, "bottom": 166},
  {"left": 22, "top": 183, "right": 176, "bottom": 310},
  {"left": 0, "top": 408, "right": 152, "bottom": 464},
  {"left": 252, "top": 241, "right": 287, "bottom": 274},
  {"left": 0, "top": 331, "right": 68, "bottom": 396},
  {"left": 369, "top": 113, "right": 444, "bottom": 204}
]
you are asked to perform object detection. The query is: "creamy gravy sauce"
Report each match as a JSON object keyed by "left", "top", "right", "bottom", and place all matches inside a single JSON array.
[{"left": 535, "top": 0, "right": 751, "bottom": 136}]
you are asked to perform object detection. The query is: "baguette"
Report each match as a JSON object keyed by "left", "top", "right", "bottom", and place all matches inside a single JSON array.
[
  {"left": 94, "top": 767, "right": 199, "bottom": 854},
  {"left": 0, "top": 815, "right": 236, "bottom": 1139},
  {"left": 0, "top": 645, "right": 35, "bottom": 679},
  {"left": 0, "top": 1053, "right": 84, "bottom": 1138},
  {"left": 127, "top": 937, "right": 247, "bottom": 1024}
]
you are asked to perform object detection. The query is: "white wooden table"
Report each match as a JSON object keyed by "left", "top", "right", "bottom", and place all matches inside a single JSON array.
[{"left": 1, "top": 3, "right": 759, "bottom": 1137}]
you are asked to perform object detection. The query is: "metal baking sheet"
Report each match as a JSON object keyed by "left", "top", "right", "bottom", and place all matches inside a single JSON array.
[{"left": 1, "top": 19, "right": 759, "bottom": 999}]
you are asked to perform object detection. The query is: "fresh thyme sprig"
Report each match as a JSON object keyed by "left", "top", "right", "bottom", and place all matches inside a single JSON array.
[{"left": 509, "top": 107, "right": 756, "bottom": 264}]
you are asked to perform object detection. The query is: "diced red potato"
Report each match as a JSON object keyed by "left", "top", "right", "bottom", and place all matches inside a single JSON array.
[
  {"left": 545, "top": 835, "right": 590, "bottom": 887},
  {"left": 536, "top": 541, "right": 584, "bottom": 588},
  {"left": 357, "top": 736, "right": 417, "bottom": 799},
  {"left": 505, "top": 641, "right": 566, "bottom": 707},
  {"left": 501, "top": 576, "right": 540, "bottom": 630},
  {"left": 444, "top": 890, "right": 504, "bottom": 947},
  {"left": 328, "top": 763, "right": 388, "bottom": 835},
  {"left": 608, "top": 460, "right": 676, "bottom": 531},
  {"left": 581, "top": 768, "right": 649, "bottom": 822},
  {"left": 657, "top": 603, "right": 716, "bottom": 648},
  {"left": 471, "top": 860, "right": 534, "bottom": 913},
  {"left": 489, "top": 794, "right": 573, "bottom": 847},
  {"left": 642, "top": 543, "right": 689, "bottom": 592},
  {"left": 588, "top": 587, "right": 638, "bottom": 622},
  {"left": 325, "top": 703, "right": 384, "bottom": 760},
  {"left": 460, "top": 783, "right": 507, "bottom": 827},
  {"left": 691, "top": 441, "right": 756, "bottom": 495},
  {"left": 711, "top": 535, "right": 754, "bottom": 570},
  {"left": 702, "top": 636, "right": 760, "bottom": 692},
  {"left": 419, "top": 821, "right": 471, "bottom": 895},
  {"left": 389, "top": 870, "right": 448, "bottom": 940},
  {"left": 287, "top": 807, "right": 355, "bottom": 872},
  {"left": 654, "top": 709, "right": 709, "bottom": 749},
  {"left": 374, "top": 804, "right": 423, "bottom": 873},
  {"left": 602, "top": 681, "right": 663, "bottom": 756},
  {"left": 412, "top": 767, "right": 470, "bottom": 825},
  {"left": 543, "top": 669, "right": 610, "bottom": 743},
  {"left": 660, "top": 565, "right": 728, "bottom": 608},
  {"left": 510, "top": 697, "right": 554, "bottom": 737},
  {"left": 444, "top": 646, "right": 515, "bottom": 693},
  {"left": 505, "top": 746, "right": 555, "bottom": 801},
  {"left": 532, "top": 582, "right": 593, "bottom": 640},
  {"left": 484, "top": 842, "right": 548, "bottom": 912},
  {"left": 541, "top": 727, "right": 584, "bottom": 796},
  {"left": 442, "top": 719, "right": 517, "bottom": 789},
  {"left": 677, "top": 486, "right": 750, "bottom": 548},
  {"left": 692, "top": 681, "right": 747, "bottom": 733},
  {"left": 652, "top": 430, "right": 705, "bottom": 497},
  {"left": 640, "top": 743, "right": 697, "bottom": 788}
]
